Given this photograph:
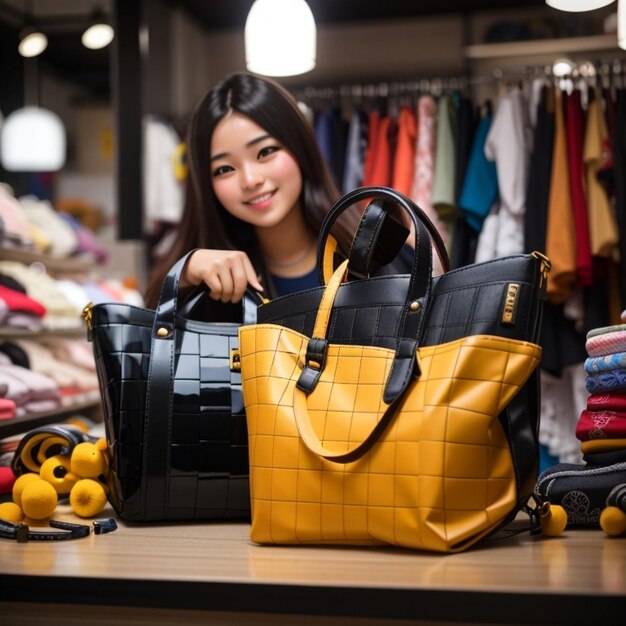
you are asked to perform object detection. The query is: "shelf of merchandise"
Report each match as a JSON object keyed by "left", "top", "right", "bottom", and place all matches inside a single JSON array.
[
  {"left": 464, "top": 33, "right": 621, "bottom": 59},
  {"left": 0, "top": 246, "right": 98, "bottom": 275},
  {"left": 0, "top": 327, "right": 85, "bottom": 339},
  {"left": 0, "top": 397, "right": 102, "bottom": 439},
  {"left": 1, "top": 247, "right": 101, "bottom": 439}
]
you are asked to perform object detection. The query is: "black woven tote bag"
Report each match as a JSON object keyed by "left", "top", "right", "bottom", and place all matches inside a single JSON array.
[{"left": 84, "top": 250, "right": 262, "bottom": 521}]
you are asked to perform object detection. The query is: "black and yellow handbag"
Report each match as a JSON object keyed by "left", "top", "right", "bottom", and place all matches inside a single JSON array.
[{"left": 238, "top": 186, "right": 552, "bottom": 552}]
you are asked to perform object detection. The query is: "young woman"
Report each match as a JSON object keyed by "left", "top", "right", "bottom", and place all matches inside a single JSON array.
[{"left": 145, "top": 71, "right": 412, "bottom": 318}]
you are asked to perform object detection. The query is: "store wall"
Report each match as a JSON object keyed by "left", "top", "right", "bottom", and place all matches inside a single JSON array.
[{"left": 170, "top": 12, "right": 465, "bottom": 116}]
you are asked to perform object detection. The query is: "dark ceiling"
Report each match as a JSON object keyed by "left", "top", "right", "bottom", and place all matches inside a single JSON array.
[
  {"left": 0, "top": 0, "right": 548, "bottom": 101},
  {"left": 176, "top": 0, "right": 545, "bottom": 30}
]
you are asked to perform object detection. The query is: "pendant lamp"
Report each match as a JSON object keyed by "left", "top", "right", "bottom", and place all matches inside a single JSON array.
[
  {"left": 245, "top": 0, "right": 316, "bottom": 77},
  {"left": 18, "top": 26, "right": 47, "bottom": 57},
  {"left": 546, "top": 0, "right": 615, "bottom": 11},
  {"left": 1, "top": 107, "right": 66, "bottom": 172},
  {"left": 81, "top": 10, "right": 114, "bottom": 49}
]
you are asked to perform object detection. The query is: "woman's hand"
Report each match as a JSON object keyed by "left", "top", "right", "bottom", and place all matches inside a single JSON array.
[{"left": 183, "top": 249, "right": 263, "bottom": 303}]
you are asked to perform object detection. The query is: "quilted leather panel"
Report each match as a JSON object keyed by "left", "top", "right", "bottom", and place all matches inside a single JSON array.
[
  {"left": 91, "top": 303, "right": 250, "bottom": 521},
  {"left": 239, "top": 324, "right": 541, "bottom": 552},
  {"left": 258, "top": 254, "right": 543, "bottom": 503},
  {"left": 259, "top": 255, "right": 542, "bottom": 346}
]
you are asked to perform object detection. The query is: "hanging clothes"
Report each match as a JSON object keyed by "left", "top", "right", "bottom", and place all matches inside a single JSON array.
[
  {"left": 431, "top": 94, "right": 457, "bottom": 222},
  {"left": 142, "top": 116, "right": 185, "bottom": 233},
  {"left": 475, "top": 86, "right": 528, "bottom": 263},
  {"left": 391, "top": 105, "right": 417, "bottom": 198},
  {"left": 410, "top": 95, "right": 447, "bottom": 276},
  {"left": 449, "top": 95, "right": 479, "bottom": 269},
  {"left": 563, "top": 89, "right": 593, "bottom": 287},
  {"left": 342, "top": 108, "right": 368, "bottom": 194},
  {"left": 545, "top": 90, "right": 577, "bottom": 304},
  {"left": 458, "top": 112, "right": 498, "bottom": 234},
  {"left": 524, "top": 84, "right": 555, "bottom": 255},
  {"left": 363, "top": 114, "right": 395, "bottom": 187},
  {"left": 584, "top": 90, "right": 620, "bottom": 261},
  {"left": 315, "top": 106, "right": 349, "bottom": 190}
]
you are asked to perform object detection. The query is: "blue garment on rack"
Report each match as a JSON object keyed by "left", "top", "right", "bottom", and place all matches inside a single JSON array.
[{"left": 458, "top": 115, "right": 498, "bottom": 232}]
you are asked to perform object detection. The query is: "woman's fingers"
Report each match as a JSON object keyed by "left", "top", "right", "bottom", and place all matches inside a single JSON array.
[
  {"left": 186, "top": 249, "right": 264, "bottom": 303},
  {"left": 242, "top": 255, "right": 264, "bottom": 293}
]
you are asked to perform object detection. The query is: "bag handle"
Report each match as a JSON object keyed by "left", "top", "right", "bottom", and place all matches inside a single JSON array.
[
  {"left": 294, "top": 259, "right": 406, "bottom": 463},
  {"left": 140, "top": 249, "right": 197, "bottom": 519},
  {"left": 178, "top": 285, "right": 265, "bottom": 324},
  {"left": 318, "top": 186, "right": 450, "bottom": 285},
  {"left": 302, "top": 187, "right": 439, "bottom": 405}
]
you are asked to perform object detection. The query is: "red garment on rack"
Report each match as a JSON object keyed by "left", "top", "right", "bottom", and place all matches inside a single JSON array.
[
  {"left": 563, "top": 90, "right": 593, "bottom": 288},
  {"left": 391, "top": 106, "right": 418, "bottom": 197},
  {"left": 364, "top": 115, "right": 393, "bottom": 187}
]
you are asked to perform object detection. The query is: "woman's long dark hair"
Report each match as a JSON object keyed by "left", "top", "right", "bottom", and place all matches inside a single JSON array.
[{"left": 145, "top": 71, "right": 353, "bottom": 309}]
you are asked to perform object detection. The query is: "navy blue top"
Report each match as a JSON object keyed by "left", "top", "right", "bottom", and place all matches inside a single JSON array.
[
  {"left": 270, "top": 268, "right": 319, "bottom": 297},
  {"left": 269, "top": 244, "right": 415, "bottom": 298}
]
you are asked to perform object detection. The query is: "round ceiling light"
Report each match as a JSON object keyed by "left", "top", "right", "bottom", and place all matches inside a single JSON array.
[
  {"left": 245, "top": 0, "right": 316, "bottom": 77},
  {"left": 18, "top": 28, "right": 48, "bottom": 57},
  {"left": 546, "top": 0, "right": 616, "bottom": 11},
  {"left": 1, "top": 107, "right": 66, "bottom": 172},
  {"left": 81, "top": 22, "right": 114, "bottom": 49}
]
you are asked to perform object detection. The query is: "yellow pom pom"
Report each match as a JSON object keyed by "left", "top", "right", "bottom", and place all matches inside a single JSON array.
[
  {"left": 70, "top": 442, "right": 105, "bottom": 478},
  {"left": 540, "top": 504, "right": 568, "bottom": 537},
  {"left": 70, "top": 479, "right": 108, "bottom": 518},
  {"left": 12, "top": 472, "right": 40, "bottom": 508},
  {"left": 63, "top": 417, "right": 89, "bottom": 432},
  {"left": 600, "top": 506, "right": 626, "bottom": 537},
  {"left": 20, "top": 479, "right": 58, "bottom": 520},
  {"left": 39, "top": 455, "right": 79, "bottom": 495},
  {"left": 0, "top": 501, "right": 25, "bottom": 523}
]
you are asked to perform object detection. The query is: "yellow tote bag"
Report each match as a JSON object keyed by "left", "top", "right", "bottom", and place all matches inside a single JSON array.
[{"left": 238, "top": 260, "right": 542, "bottom": 553}]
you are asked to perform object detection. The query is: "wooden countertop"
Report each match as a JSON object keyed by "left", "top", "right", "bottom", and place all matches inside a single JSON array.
[{"left": 1, "top": 505, "right": 625, "bottom": 625}]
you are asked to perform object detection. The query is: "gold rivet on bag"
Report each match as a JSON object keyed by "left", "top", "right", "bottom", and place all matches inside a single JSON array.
[
  {"left": 156, "top": 327, "right": 169, "bottom": 337},
  {"left": 409, "top": 301, "right": 420, "bottom": 311}
]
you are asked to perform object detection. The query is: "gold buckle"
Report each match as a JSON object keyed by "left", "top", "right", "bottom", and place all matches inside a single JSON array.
[
  {"left": 230, "top": 348, "right": 241, "bottom": 372},
  {"left": 81, "top": 302, "right": 94, "bottom": 331}
]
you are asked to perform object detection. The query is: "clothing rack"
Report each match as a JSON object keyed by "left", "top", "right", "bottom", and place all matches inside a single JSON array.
[{"left": 295, "top": 57, "right": 626, "bottom": 104}]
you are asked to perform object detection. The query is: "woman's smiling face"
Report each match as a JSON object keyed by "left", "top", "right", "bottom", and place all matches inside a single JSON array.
[{"left": 210, "top": 112, "right": 303, "bottom": 229}]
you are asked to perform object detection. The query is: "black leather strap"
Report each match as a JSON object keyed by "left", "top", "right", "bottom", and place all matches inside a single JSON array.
[
  {"left": 142, "top": 249, "right": 197, "bottom": 520},
  {"left": 318, "top": 186, "right": 450, "bottom": 282},
  {"left": 347, "top": 199, "right": 410, "bottom": 279},
  {"left": 317, "top": 187, "right": 444, "bottom": 403},
  {"left": 178, "top": 285, "right": 264, "bottom": 322},
  {"left": 0, "top": 519, "right": 90, "bottom": 542}
]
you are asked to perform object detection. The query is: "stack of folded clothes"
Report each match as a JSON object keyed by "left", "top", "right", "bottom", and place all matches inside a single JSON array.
[
  {"left": 535, "top": 321, "right": 626, "bottom": 528},
  {"left": 578, "top": 323, "right": 626, "bottom": 463}
]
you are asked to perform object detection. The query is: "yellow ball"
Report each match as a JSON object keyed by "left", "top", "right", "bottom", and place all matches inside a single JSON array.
[
  {"left": 0, "top": 501, "right": 25, "bottom": 523},
  {"left": 12, "top": 472, "right": 40, "bottom": 508},
  {"left": 39, "top": 455, "right": 78, "bottom": 495},
  {"left": 70, "top": 442, "right": 105, "bottom": 478},
  {"left": 70, "top": 479, "right": 108, "bottom": 518},
  {"left": 540, "top": 504, "right": 568, "bottom": 537},
  {"left": 20, "top": 479, "right": 58, "bottom": 520},
  {"left": 600, "top": 506, "right": 626, "bottom": 537}
]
